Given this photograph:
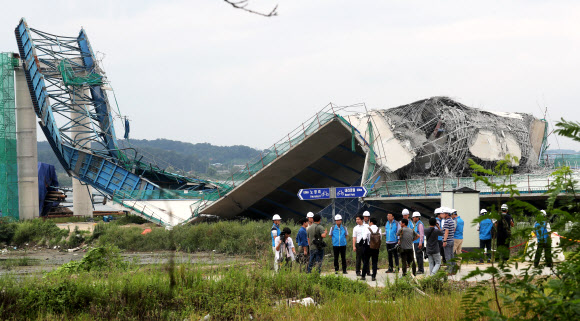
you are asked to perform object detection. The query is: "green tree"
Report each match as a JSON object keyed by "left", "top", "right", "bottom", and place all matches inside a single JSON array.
[{"left": 461, "top": 119, "right": 580, "bottom": 320}]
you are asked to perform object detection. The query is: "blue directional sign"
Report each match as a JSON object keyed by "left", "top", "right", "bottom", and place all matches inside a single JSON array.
[
  {"left": 335, "top": 186, "right": 367, "bottom": 198},
  {"left": 298, "top": 188, "right": 331, "bottom": 200}
]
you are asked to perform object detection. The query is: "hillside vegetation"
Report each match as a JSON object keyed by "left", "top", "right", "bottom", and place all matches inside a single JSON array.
[{"left": 37, "top": 139, "right": 261, "bottom": 186}]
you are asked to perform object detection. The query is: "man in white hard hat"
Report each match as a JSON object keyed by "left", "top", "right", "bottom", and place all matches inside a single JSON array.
[
  {"left": 495, "top": 204, "right": 514, "bottom": 262},
  {"left": 329, "top": 214, "right": 348, "bottom": 274},
  {"left": 477, "top": 209, "right": 493, "bottom": 264},
  {"left": 534, "top": 210, "right": 553, "bottom": 268},
  {"left": 306, "top": 212, "right": 314, "bottom": 231},
  {"left": 362, "top": 211, "right": 371, "bottom": 227},
  {"left": 271, "top": 214, "right": 282, "bottom": 271},
  {"left": 442, "top": 208, "right": 457, "bottom": 273},
  {"left": 402, "top": 209, "right": 410, "bottom": 221},
  {"left": 410, "top": 211, "right": 425, "bottom": 274},
  {"left": 435, "top": 208, "right": 446, "bottom": 264}
]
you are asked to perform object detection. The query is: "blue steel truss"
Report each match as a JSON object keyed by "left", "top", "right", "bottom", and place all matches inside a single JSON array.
[{"left": 14, "top": 19, "right": 219, "bottom": 211}]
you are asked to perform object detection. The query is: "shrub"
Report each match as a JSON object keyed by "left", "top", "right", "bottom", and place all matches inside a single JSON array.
[{"left": 12, "top": 219, "right": 68, "bottom": 246}]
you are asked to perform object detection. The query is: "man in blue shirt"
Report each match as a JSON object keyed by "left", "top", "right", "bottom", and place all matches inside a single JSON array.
[
  {"left": 452, "top": 210, "right": 464, "bottom": 267},
  {"left": 477, "top": 209, "right": 493, "bottom": 264},
  {"left": 384, "top": 212, "right": 400, "bottom": 273},
  {"left": 330, "top": 214, "right": 349, "bottom": 274},
  {"left": 271, "top": 214, "right": 281, "bottom": 271},
  {"left": 534, "top": 210, "right": 553, "bottom": 268},
  {"left": 295, "top": 218, "right": 309, "bottom": 266}
]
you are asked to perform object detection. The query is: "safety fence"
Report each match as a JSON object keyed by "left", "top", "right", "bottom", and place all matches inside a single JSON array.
[
  {"left": 367, "top": 172, "right": 580, "bottom": 198},
  {"left": 0, "top": 53, "right": 19, "bottom": 221}
]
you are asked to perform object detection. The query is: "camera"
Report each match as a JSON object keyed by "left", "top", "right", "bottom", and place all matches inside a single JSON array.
[
  {"left": 280, "top": 231, "right": 287, "bottom": 243},
  {"left": 388, "top": 244, "right": 400, "bottom": 252}
]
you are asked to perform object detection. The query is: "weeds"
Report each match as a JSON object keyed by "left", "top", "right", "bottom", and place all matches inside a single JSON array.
[
  {"left": 11, "top": 219, "right": 69, "bottom": 247},
  {"left": 0, "top": 257, "right": 475, "bottom": 320}
]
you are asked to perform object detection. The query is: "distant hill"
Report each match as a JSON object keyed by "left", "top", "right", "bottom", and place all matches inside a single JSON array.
[{"left": 37, "top": 139, "right": 262, "bottom": 186}]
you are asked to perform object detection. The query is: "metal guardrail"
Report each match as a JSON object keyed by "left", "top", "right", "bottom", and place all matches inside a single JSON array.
[{"left": 367, "top": 172, "right": 580, "bottom": 198}]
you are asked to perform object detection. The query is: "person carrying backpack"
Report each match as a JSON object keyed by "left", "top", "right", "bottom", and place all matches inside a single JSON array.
[
  {"left": 363, "top": 217, "right": 382, "bottom": 281},
  {"left": 307, "top": 214, "right": 327, "bottom": 274},
  {"left": 330, "top": 214, "right": 349, "bottom": 274}
]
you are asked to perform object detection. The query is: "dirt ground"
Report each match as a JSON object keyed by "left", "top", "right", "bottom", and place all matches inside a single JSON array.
[
  {"left": 55, "top": 222, "right": 98, "bottom": 233},
  {"left": 0, "top": 249, "right": 249, "bottom": 276}
]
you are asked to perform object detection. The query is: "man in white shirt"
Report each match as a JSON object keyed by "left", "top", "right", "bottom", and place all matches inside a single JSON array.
[
  {"left": 275, "top": 227, "right": 296, "bottom": 270},
  {"left": 363, "top": 217, "right": 382, "bottom": 281},
  {"left": 352, "top": 214, "right": 370, "bottom": 276}
]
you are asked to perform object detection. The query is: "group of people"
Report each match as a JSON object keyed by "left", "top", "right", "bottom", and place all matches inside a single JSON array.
[
  {"left": 270, "top": 203, "right": 553, "bottom": 278},
  {"left": 269, "top": 207, "right": 466, "bottom": 278},
  {"left": 477, "top": 204, "right": 552, "bottom": 267}
]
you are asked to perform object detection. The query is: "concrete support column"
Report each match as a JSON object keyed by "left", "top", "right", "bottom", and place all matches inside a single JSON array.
[
  {"left": 71, "top": 87, "right": 93, "bottom": 217},
  {"left": 14, "top": 67, "right": 39, "bottom": 220},
  {"left": 441, "top": 189, "right": 480, "bottom": 248}
]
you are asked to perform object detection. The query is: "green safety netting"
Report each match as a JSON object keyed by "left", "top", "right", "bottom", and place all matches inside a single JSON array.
[
  {"left": 551, "top": 154, "right": 580, "bottom": 168},
  {"left": 113, "top": 189, "right": 204, "bottom": 200},
  {"left": 0, "top": 53, "right": 19, "bottom": 220},
  {"left": 58, "top": 59, "right": 103, "bottom": 86}
]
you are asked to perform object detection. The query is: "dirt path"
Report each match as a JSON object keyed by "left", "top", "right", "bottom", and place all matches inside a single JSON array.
[{"left": 0, "top": 249, "right": 249, "bottom": 276}]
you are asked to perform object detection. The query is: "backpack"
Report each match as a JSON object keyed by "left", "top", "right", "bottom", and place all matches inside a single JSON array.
[{"left": 368, "top": 227, "right": 381, "bottom": 250}]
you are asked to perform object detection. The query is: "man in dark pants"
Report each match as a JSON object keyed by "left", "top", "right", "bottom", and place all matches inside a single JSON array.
[
  {"left": 434, "top": 208, "right": 446, "bottom": 264},
  {"left": 363, "top": 218, "right": 382, "bottom": 281},
  {"left": 534, "top": 210, "right": 553, "bottom": 268},
  {"left": 352, "top": 214, "right": 368, "bottom": 276},
  {"left": 495, "top": 204, "right": 514, "bottom": 262},
  {"left": 477, "top": 209, "right": 493, "bottom": 264},
  {"left": 410, "top": 211, "right": 425, "bottom": 274},
  {"left": 295, "top": 218, "right": 310, "bottom": 268},
  {"left": 330, "top": 214, "right": 348, "bottom": 274},
  {"left": 307, "top": 214, "right": 327, "bottom": 273},
  {"left": 397, "top": 218, "right": 419, "bottom": 276},
  {"left": 384, "top": 213, "right": 400, "bottom": 273}
]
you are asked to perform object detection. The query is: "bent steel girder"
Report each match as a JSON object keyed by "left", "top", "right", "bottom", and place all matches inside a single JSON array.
[
  {"left": 15, "top": 20, "right": 120, "bottom": 161},
  {"left": 14, "top": 19, "right": 222, "bottom": 226}
]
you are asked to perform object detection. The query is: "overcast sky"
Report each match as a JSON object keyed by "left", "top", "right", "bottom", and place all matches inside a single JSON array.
[{"left": 1, "top": 0, "right": 579, "bottom": 151}]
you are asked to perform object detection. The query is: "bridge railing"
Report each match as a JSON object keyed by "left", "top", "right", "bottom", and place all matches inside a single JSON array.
[
  {"left": 197, "top": 103, "right": 367, "bottom": 203},
  {"left": 367, "top": 172, "right": 579, "bottom": 198}
]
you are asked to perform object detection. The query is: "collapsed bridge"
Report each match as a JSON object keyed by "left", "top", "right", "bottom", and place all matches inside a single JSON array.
[{"left": 6, "top": 18, "right": 567, "bottom": 227}]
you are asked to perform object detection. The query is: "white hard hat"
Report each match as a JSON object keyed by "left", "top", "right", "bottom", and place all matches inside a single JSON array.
[
  {"left": 501, "top": 204, "right": 508, "bottom": 210},
  {"left": 272, "top": 214, "right": 281, "bottom": 221},
  {"left": 442, "top": 207, "right": 451, "bottom": 213},
  {"left": 306, "top": 212, "right": 314, "bottom": 218},
  {"left": 480, "top": 209, "right": 488, "bottom": 215},
  {"left": 540, "top": 210, "right": 547, "bottom": 216},
  {"left": 434, "top": 208, "right": 442, "bottom": 214},
  {"left": 412, "top": 212, "right": 421, "bottom": 218},
  {"left": 363, "top": 211, "right": 370, "bottom": 217},
  {"left": 402, "top": 209, "right": 410, "bottom": 215},
  {"left": 451, "top": 209, "right": 457, "bottom": 214},
  {"left": 335, "top": 214, "right": 343, "bottom": 221}
]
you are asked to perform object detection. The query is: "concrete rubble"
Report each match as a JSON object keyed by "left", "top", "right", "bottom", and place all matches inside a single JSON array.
[{"left": 344, "top": 97, "right": 547, "bottom": 183}]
